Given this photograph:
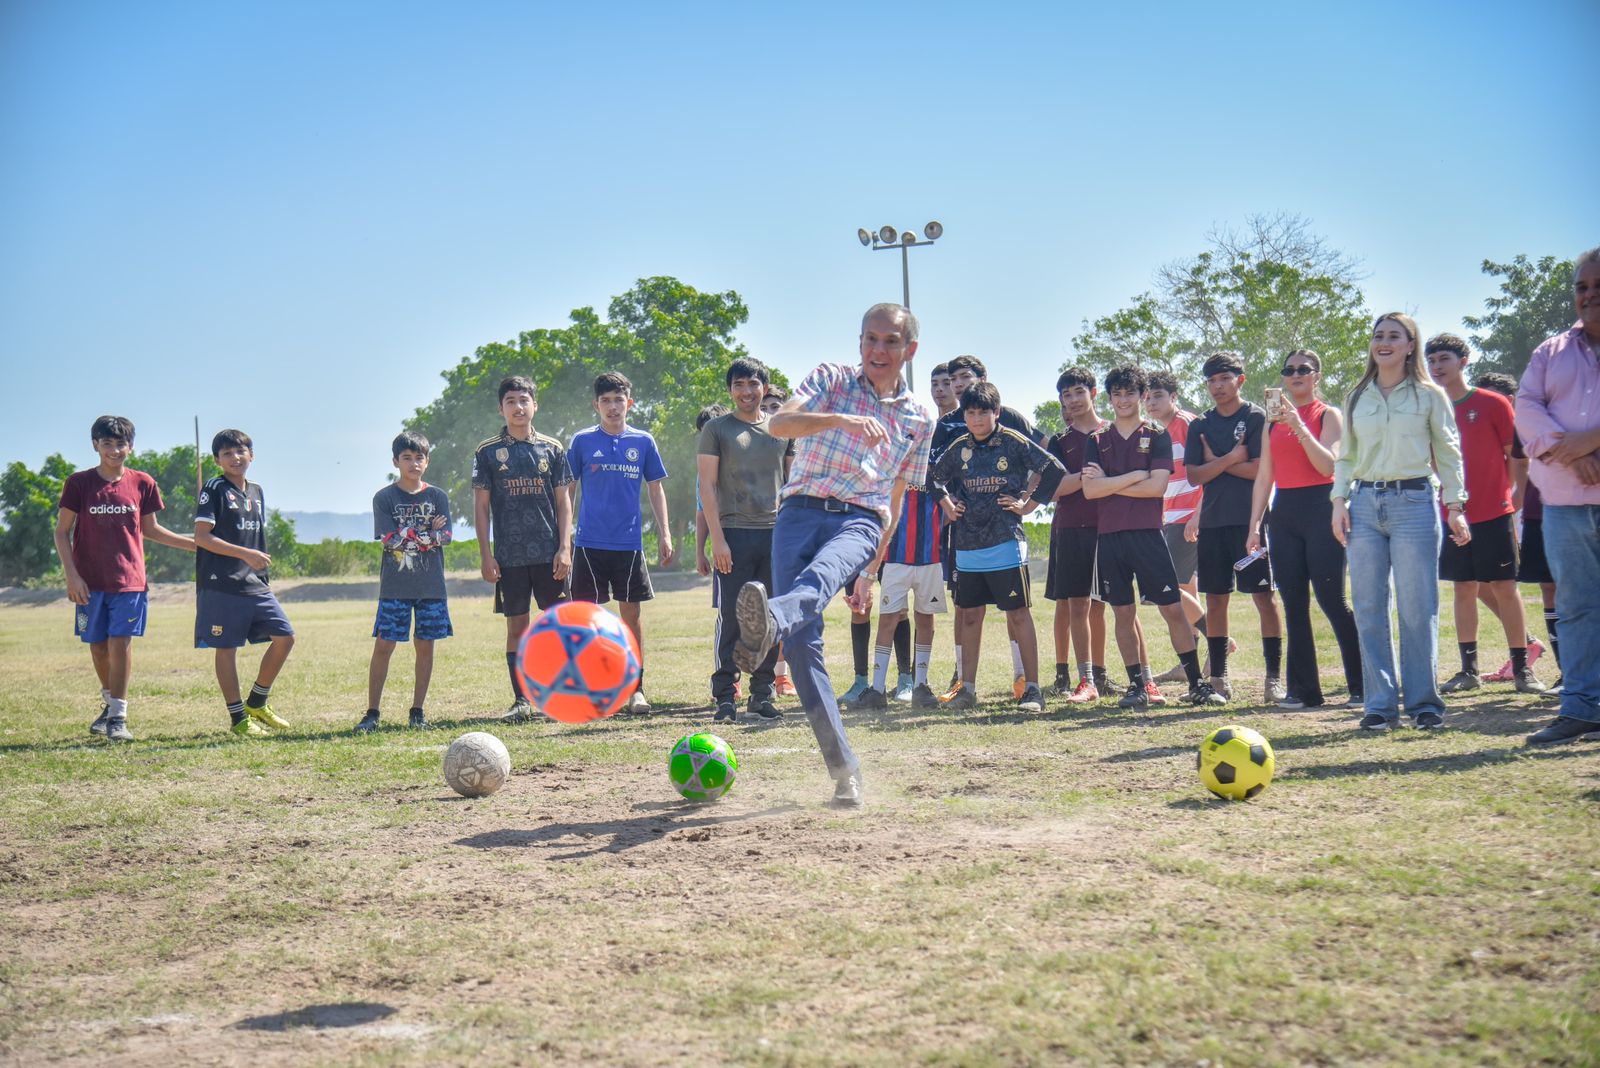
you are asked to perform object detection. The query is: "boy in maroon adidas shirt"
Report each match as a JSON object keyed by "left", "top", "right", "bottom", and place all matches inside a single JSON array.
[{"left": 54, "top": 416, "right": 195, "bottom": 741}]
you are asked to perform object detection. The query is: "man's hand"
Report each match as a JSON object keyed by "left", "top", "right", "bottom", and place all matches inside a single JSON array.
[
  {"left": 1572, "top": 453, "right": 1600, "bottom": 486},
  {"left": 711, "top": 535, "right": 733, "bottom": 575},
  {"left": 1245, "top": 528, "right": 1262, "bottom": 555},
  {"left": 997, "top": 494, "right": 1032, "bottom": 516},
  {"left": 240, "top": 548, "right": 271, "bottom": 571},
  {"left": 1080, "top": 462, "right": 1104, "bottom": 485},
  {"left": 480, "top": 556, "right": 501, "bottom": 584},
  {"left": 841, "top": 415, "right": 890, "bottom": 446},
  {"left": 430, "top": 514, "right": 448, "bottom": 530},
  {"left": 1447, "top": 509, "right": 1472, "bottom": 546},
  {"left": 552, "top": 547, "right": 571, "bottom": 582},
  {"left": 696, "top": 548, "right": 711, "bottom": 577},
  {"left": 1226, "top": 441, "right": 1248, "bottom": 466},
  {"left": 1331, "top": 499, "right": 1350, "bottom": 547},
  {"left": 847, "top": 573, "right": 875, "bottom": 614},
  {"left": 659, "top": 537, "right": 677, "bottom": 569},
  {"left": 940, "top": 497, "right": 966, "bottom": 521},
  {"left": 66, "top": 573, "right": 89, "bottom": 605},
  {"left": 1546, "top": 429, "right": 1600, "bottom": 467},
  {"left": 1184, "top": 510, "right": 1200, "bottom": 543}
]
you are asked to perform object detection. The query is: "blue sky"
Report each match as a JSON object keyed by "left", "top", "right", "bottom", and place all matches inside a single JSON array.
[{"left": 2, "top": 1, "right": 1591, "bottom": 513}]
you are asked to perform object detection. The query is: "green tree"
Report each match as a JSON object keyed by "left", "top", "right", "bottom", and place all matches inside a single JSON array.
[
  {"left": 411, "top": 277, "right": 780, "bottom": 561},
  {"left": 1032, "top": 399, "right": 1064, "bottom": 438},
  {"left": 126, "top": 445, "right": 222, "bottom": 582},
  {"left": 1067, "top": 214, "right": 1370, "bottom": 404},
  {"left": 1463, "top": 254, "right": 1575, "bottom": 379},
  {"left": 0, "top": 454, "right": 73, "bottom": 585}
]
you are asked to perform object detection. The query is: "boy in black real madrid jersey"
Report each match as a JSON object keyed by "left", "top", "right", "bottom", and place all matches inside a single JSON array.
[
  {"left": 1082, "top": 366, "right": 1221, "bottom": 709},
  {"left": 356, "top": 431, "right": 454, "bottom": 733},
  {"left": 473, "top": 376, "right": 574, "bottom": 723},
  {"left": 194, "top": 429, "right": 296, "bottom": 737},
  {"left": 928, "top": 383, "right": 1064, "bottom": 711}
]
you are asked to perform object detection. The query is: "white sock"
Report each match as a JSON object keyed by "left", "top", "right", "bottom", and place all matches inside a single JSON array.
[
  {"left": 871, "top": 646, "right": 892, "bottom": 691},
  {"left": 952, "top": 644, "right": 963, "bottom": 678},
  {"left": 914, "top": 644, "right": 932, "bottom": 687},
  {"left": 1011, "top": 640, "right": 1024, "bottom": 676},
  {"left": 776, "top": 659, "right": 788, "bottom": 676},
  {"left": 107, "top": 697, "right": 127, "bottom": 719}
]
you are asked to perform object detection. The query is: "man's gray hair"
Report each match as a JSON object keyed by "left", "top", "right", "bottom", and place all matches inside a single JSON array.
[
  {"left": 860, "top": 302, "right": 919, "bottom": 342},
  {"left": 1575, "top": 247, "right": 1600, "bottom": 285}
]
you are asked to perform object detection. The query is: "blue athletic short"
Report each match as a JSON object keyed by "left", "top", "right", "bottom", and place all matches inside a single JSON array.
[
  {"left": 373, "top": 597, "right": 453, "bottom": 642},
  {"left": 75, "top": 591, "right": 148, "bottom": 644},
  {"left": 194, "top": 588, "right": 295, "bottom": 648}
]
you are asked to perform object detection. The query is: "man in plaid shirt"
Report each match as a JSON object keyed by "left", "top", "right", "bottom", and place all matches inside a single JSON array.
[{"left": 734, "top": 303, "right": 935, "bottom": 808}]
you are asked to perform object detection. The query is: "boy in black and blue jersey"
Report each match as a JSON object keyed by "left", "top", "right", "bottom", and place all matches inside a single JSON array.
[{"left": 928, "top": 383, "right": 1064, "bottom": 711}]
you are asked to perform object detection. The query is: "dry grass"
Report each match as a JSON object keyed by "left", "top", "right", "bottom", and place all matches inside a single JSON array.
[{"left": 1, "top": 580, "right": 1597, "bottom": 1066}]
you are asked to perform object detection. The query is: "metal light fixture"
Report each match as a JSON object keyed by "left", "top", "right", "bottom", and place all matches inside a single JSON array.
[
  {"left": 923, "top": 221, "right": 943, "bottom": 240},
  {"left": 877, "top": 225, "right": 898, "bottom": 245},
  {"left": 857, "top": 228, "right": 873, "bottom": 247},
  {"left": 901, "top": 230, "right": 916, "bottom": 244}
]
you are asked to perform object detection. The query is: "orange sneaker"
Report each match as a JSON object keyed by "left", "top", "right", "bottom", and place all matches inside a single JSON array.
[
  {"left": 1145, "top": 680, "right": 1169, "bottom": 706},
  {"left": 1065, "top": 678, "right": 1099, "bottom": 704},
  {"left": 941, "top": 680, "right": 966, "bottom": 703},
  {"left": 1012, "top": 674, "right": 1027, "bottom": 700},
  {"left": 774, "top": 673, "right": 796, "bottom": 697}
]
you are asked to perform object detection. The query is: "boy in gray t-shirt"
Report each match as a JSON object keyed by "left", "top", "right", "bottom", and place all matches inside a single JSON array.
[{"left": 356, "top": 432, "right": 454, "bottom": 733}]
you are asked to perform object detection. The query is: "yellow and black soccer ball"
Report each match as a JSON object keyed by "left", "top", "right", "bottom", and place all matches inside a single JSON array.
[{"left": 1197, "top": 725, "right": 1275, "bottom": 801}]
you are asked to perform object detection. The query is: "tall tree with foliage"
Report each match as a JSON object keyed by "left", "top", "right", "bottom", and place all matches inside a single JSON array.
[
  {"left": 1064, "top": 214, "right": 1371, "bottom": 404},
  {"left": 0, "top": 455, "right": 73, "bottom": 585},
  {"left": 410, "top": 277, "right": 780, "bottom": 558},
  {"left": 1463, "top": 254, "right": 1576, "bottom": 379}
]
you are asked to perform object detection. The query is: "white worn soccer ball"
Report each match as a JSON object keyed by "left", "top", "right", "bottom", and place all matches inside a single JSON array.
[{"left": 443, "top": 732, "right": 511, "bottom": 797}]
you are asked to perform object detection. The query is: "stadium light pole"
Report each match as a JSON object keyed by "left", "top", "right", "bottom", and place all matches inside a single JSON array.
[{"left": 856, "top": 221, "right": 943, "bottom": 389}]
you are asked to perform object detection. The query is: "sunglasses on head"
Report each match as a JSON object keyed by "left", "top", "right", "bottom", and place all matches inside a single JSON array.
[{"left": 1280, "top": 365, "right": 1316, "bottom": 376}]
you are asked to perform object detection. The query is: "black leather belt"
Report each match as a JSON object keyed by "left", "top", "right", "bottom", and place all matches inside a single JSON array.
[
  {"left": 785, "top": 494, "right": 882, "bottom": 522},
  {"left": 1353, "top": 477, "right": 1431, "bottom": 491}
]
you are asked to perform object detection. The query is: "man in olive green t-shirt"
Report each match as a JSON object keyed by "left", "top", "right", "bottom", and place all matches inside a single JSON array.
[{"left": 698, "top": 357, "right": 793, "bottom": 722}]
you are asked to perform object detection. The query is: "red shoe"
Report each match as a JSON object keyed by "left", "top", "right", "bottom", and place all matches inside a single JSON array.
[
  {"left": 1065, "top": 679, "right": 1099, "bottom": 704},
  {"left": 1483, "top": 660, "right": 1514, "bottom": 683},
  {"left": 1528, "top": 637, "right": 1546, "bottom": 668},
  {"left": 1145, "top": 680, "right": 1169, "bottom": 706},
  {"left": 774, "top": 674, "right": 796, "bottom": 697}
]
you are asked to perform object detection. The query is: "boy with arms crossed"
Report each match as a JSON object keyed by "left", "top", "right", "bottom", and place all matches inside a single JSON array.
[
  {"left": 1083, "top": 366, "right": 1222, "bottom": 708},
  {"left": 1182, "top": 352, "right": 1284, "bottom": 702},
  {"left": 356, "top": 431, "right": 454, "bottom": 732},
  {"left": 1425, "top": 336, "right": 1545, "bottom": 694},
  {"left": 569, "top": 372, "right": 675, "bottom": 713},
  {"left": 1044, "top": 368, "right": 1111, "bottom": 703},
  {"left": 194, "top": 429, "right": 296, "bottom": 736},
  {"left": 55, "top": 415, "right": 195, "bottom": 741},
  {"left": 473, "top": 376, "right": 573, "bottom": 723},
  {"left": 929, "top": 383, "right": 1065, "bottom": 711}
]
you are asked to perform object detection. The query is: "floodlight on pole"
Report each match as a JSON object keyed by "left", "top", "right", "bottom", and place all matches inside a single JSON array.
[
  {"left": 855, "top": 219, "right": 946, "bottom": 390},
  {"left": 857, "top": 228, "right": 872, "bottom": 247}
]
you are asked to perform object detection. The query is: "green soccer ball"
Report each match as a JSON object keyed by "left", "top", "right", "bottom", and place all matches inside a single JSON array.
[
  {"left": 1197, "top": 724, "right": 1275, "bottom": 801},
  {"left": 668, "top": 733, "right": 738, "bottom": 802}
]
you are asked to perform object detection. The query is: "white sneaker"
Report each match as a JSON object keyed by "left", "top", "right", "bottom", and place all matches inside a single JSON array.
[{"left": 626, "top": 690, "right": 652, "bottom": 715}]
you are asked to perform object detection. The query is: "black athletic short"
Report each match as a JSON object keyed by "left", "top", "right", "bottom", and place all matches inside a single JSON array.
[
  {"left": 1163, "top": 522, "right": 1198, "bottom": 585},
  {"left": 1197, "top": 524, "right": 1273, "bottom": 595},
  {"left": 1439, "top": 513, "right": 1518, "bottom": 584},
  {"left": 1044, "top": 527, "right": 1098, "bottom": 600},
  {"left": 955, "top": 565, "right": 1031, "bottom": 611},
  {"left": 1518, "top": 517, "right": 1553, "bottom": 584},
  {"left": 495, "top": 562, "right": 569, "bottom": 617},
  {"left": 572, "top": 546, "right": 654, "bottom": 604},
  {"left": 1096, "top": 529, "right": 1181, "bottom": 607}
]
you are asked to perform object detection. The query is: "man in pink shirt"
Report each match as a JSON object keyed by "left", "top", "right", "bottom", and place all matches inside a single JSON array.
[{"left": 1518, "top": 247, "right": 1600, "bottom": 744}]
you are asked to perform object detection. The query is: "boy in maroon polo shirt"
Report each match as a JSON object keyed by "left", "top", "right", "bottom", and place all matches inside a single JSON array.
[
  {"left": 54, "top": 415, "right": 196, "bottom": 741},
  {"left": 1426, "top": 334, "right": 1546, "bottom": 694},
  {"left": 1044, "top": 366, "right": 1111, "bottom": 703},
  {"left": 1082, "top": 366, "right": 1220, "bottom": 709}
]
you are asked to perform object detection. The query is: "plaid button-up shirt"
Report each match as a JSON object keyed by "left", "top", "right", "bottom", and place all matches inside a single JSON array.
[{"left": 781, "top": 363, "right": 935, "bottom": 522}]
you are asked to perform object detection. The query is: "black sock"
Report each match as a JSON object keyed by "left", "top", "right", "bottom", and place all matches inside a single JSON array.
[
  {"left": 1546, "top": 610, "right": 1561, "bottom": 668},
  {"left": 852, "top": 620, "right": 870, "bottom": 676},
  {"left": 893, "top": 618, "right": 912, "bottom": 674},
  {"left": 1511, "top": 647, "right": 1528, "bottom": 674},
  {"left": 1092, "top": 665, "right": 1109, "bottom": 691},
  {"left": 1126, "top": 664, "right": 1143, "bottom": 686},
  {"left": 1179, "top": 649, "right": 1202, "bottom": 685},
  {"left": 506, "top": 651, "right": 522, "bottom": 701},
  {"left": 1207, "top": 636, "right": 1230, "bottom": 679},
  {"left": 245, "top": 683, "right": 271, "bottom": 710},
  {"left": 227, "top": 700, "right": 246, "bottom": 725},
  {"left": 1055, "top": 661, "right": 1070, "bottom": 685},
  {"left": 409, "top": 706, "right": 424, "bottom": 719},
  {"left": 1263, "top": 636, "right": 1282, "bottom": 679},
  {"left": 366, "top": 707, "right": 380, "bottom": 718},
  {"left": 1459, "top": 641, "right": 1478, "bottom": 676}
]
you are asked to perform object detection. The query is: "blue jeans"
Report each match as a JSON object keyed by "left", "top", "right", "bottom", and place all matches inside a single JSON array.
[
  {"left": 1347, "top": 485, "right": 1443, "bottom": 721},
  {"left": 769, "top": 501, "right": 882, "bottom": 780},
  {"left": 1543, "top": 505, "right": 1600, "bottom": 724}
]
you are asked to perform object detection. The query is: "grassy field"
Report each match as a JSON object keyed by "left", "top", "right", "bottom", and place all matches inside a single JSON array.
[{"left": 1, "top": 578, "right": 1597, "bottom": 1067}]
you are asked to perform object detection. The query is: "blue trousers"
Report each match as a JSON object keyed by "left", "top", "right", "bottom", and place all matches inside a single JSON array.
[
  {"left": 1347, "top": 485, "right": 1444, "bottom": 721},
  {"left": 769, "top": 501, "right": 881, "bottom": 780},
  {"left": 1544, "top": 504, "right": 1600, "bottom": 724}
]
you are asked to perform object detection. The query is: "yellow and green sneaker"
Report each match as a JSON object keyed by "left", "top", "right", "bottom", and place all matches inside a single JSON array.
[
  {"left": 247, "top": 703, "right": 291, "bottom": 730},
  {"left": 232, "top": 717, "right": 269, "bottom": 737}
]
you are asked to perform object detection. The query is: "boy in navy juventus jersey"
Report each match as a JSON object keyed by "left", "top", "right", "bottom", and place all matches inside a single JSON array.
[{"left": 193, "top": 428, "right": 296, "bottom": 737}]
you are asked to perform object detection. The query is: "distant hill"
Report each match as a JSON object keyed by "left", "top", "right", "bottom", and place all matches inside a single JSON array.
[{"left": 280, "top": 511, "right": 475, "bottom": 544}]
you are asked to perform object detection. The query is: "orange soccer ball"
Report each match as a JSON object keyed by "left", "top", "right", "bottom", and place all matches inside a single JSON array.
[{"left": 515, "top": 601, "right": 642, "bottom": 723}]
